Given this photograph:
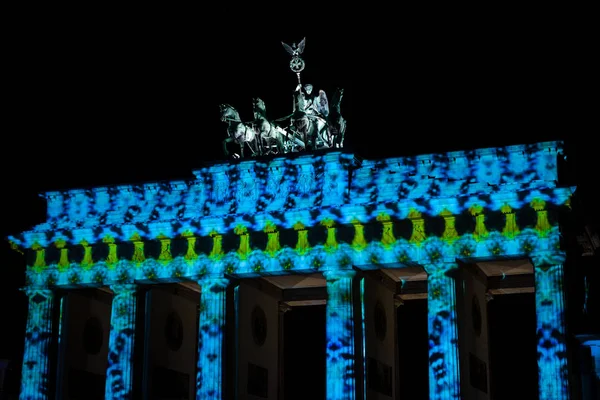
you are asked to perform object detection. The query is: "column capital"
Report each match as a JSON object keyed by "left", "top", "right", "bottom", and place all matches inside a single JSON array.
[
  {"left": 278, "top": 302, "right": 292, "bottom": 314},
  {"left": 197, "top": 275, "right": 230, "bottom": 288},
  {"left": 322, "top": 269, "right": 357, "bottom": 281},
  {"left": 575, "top": 334, "right": 600, "bottom": 348},
  {"left": 109, "top": 283, "right": 137, "bottom": 295},
  {"left": 422, "top": 261, "right": 458, "bottom": 276},
  {"left": 530, "top": 251, "right": 566, "bottom": 268},
  {"left": 197, "top": 274, "right": 230, "bottom": 282},
  {"left": 20, "top": 287, "right": 54, "bottom": 301}
]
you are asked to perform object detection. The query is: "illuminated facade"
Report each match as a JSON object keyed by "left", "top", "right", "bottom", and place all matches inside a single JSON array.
[{"left": 9, "top": 141, "right": 577, "bottom": 399}]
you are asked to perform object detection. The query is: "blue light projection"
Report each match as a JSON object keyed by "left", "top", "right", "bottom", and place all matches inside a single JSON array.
[
  {"left": 360, "top": 277, "right": 366, "bottom": 400},
  {"left": 531, "top": 252, "right": 570, "bottom": 400},
  {"left": 9, "top": 143, "right": 569, "bottom": 250},
  {"left": 196, "top": 277, "right": 228, "bottom": 399},
  {"left": 105, "top": 284, "right": 137, "bottom": 400},
  {"left": 425, "top": 262, "right": 460, "bottom": 400},
  {"left": 20, "top": 289, "right": 53, "bottom": 400},
  {"left": 233, "top": 284, "right": 240, "bottom": 400},
  {"left": 8, "top": 141, "right": 574, "bottom": 399},
  {"left": 324, "top": 270, "right": 357, "bottom": 400}
]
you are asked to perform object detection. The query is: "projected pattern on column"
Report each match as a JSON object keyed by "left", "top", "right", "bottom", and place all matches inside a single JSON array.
[
  {"left": 425, "top": 263, "right": 460, "bottom": 400},
  {"left": 532, "top": 252, "right": 570, "bottom": 400},
  {"left": 8, "top": 141, "right": 573, "bottom": 398},
  {"left": 105, "top": 284, "right": 137, "bottom": 400},
  {"left": 20, "top": 289, "right": 54, "bottom": 400},
  {"left": 196, "top": 277, "right": 228, "bottom": 399},
  {"left": 324, "top": 270, "right": 357, "bottom": 400}
]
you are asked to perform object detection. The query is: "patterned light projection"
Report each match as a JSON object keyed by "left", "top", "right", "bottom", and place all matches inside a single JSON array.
[
  {"left": 104, "top": 284, "right": 137, "bottom": 399},
  {"left": 196, "top": 277, "right": 229, "bottom": 399},
  {"left": 324, "top": 270, "right": 357, "bottom": 399},
  {"left": 20, "top": 289, "right": 53, "bottom": 400},
  {"left": 360, "top": 278, "right": 367, "bottom": 400},
  {"left": 531, "top": 253, "right": 570, "bottom": 400},
  {"left": 9, "top": 141, "right": 574, "bottom": 399},
  {"left": 425, "top": 263, "right": 460, "bottom": 400}
]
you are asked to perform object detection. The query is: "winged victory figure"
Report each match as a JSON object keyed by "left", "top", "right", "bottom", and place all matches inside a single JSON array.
[
  {"left": 281, "top": 37, "right": 306, "bottom": 57},
  {"left": 316, "top": 89, "right": 329, "bottom": 117}
]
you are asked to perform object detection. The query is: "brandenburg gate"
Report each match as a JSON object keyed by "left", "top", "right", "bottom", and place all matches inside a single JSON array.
[{"left": 9, "top": 140, "right": 573, "bottom": 399}]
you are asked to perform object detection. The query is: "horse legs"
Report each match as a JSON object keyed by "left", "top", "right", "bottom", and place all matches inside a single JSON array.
[
  {"left": 251, "top": 140, "right": 260, "bottom": 157},
  {"left": 308, "top": 123, "right": 319, "bottom": 151},
  {"left": 337, "top": 119, "right": 346, "bottom": 148},
  {"left": 257, "top": 135, "right": 265, "bottom": 156},
  {"left": 223, "top": 138, "right": 231, "bottom": 156}
]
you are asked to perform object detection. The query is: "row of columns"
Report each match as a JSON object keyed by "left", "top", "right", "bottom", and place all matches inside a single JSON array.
[{"left": 20, "top": 262, "right": 571, "bottom": 399}]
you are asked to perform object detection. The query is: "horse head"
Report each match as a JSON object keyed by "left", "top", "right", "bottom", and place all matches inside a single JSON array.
[
  {"left": 220, "top": 104, "right": 240, "bottom": 122},
  {"left": 252, "top": 97, "right": 267, "bottom": 120}
]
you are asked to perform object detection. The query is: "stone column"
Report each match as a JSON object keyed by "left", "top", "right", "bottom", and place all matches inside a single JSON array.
[
  {"left": 0, "top": 359, "right": 9, "bottom": 393},
  {"left": 324, "top": 269, "right": 358, "bottom": 400},
  {"left": 455, "top": 264, "right": 491, "bottom": 399},
  {"left": 105, "top": 284, "right": 138, "bottom": 399},
  {"left": 196, "top": 277, "right": 229, "bottom": 399},
  {"left": 278, "top": 302, "right": 291, "bottom": 399},
  {"left": 533, "top": 262, "right": 569, "bottom": 400},
  {"left": 228, "top": 283, "right": 240, "bottom": 400},
  {"left": 20, "top": 288, "right": 54, "bottom": 400},
  {"left": 575, "top": 334, "right": 600, "bottom": 400},
  {"left": 425, "top": 262, "right": 461, "bottom": 400}
]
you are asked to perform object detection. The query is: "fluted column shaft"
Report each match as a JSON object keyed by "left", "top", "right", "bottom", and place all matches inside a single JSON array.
[
  {"left": 535, "top": 264, "right": 569, "bottom": 400},
  {"left": 20, "top": 289, "right": 54, "bottom": 400},
  {"left": 196, "top": 277, "right": 229, "bottom": 400},
  {"left": 324, "top": 270, "right": 357, "bottom": 400},
  {"left": 105, "top": 284, "right": 137, "bottom": 399},
  {"left": 426, "top": 263, "right": 460, "bottom": 400}
]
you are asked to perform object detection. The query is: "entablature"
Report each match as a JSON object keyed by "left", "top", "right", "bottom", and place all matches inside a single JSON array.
[
  {"left": 10, "top": 141, "right": 567, "bottom": 247},
  {"left": 7, "top": 140, "right": 574, "bottom": 289}
]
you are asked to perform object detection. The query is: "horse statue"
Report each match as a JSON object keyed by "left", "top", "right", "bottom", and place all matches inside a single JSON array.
[
  {"left": 252, "top": 97, "right": 287, "bottom": 155},
  {"left": 326, "top": 88, "right": 346, "bottom": 148},
  {"left": 219, "top": 103, "right": 260, "bottom": 158}
]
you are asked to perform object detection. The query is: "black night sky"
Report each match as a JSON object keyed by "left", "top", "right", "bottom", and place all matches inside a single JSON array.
[{"left": 1, "top": 9, "right": 596, "bottom": 398}]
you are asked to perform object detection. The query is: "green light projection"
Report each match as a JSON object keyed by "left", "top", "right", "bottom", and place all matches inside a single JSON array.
[{"left": 9, "top": 141, "right": 573, "bottom": 399}]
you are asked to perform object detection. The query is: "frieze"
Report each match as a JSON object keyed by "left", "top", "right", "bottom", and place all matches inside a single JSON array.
[
  {"left": 238, "top": 179, "right": 259, "bottom": 201},
  {"left": 211, "top": 179, "right": 230, "bottom": 203},
  {"left": 266, "top": 175, "right": 287, "bottom": 199},
  {"left": 296, "top": 172, "right": 314, "bottom": 195}
]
